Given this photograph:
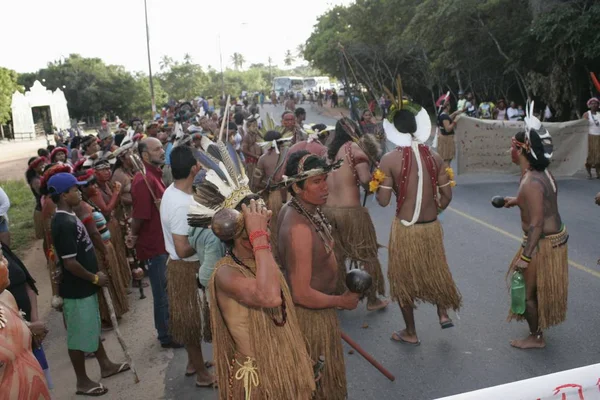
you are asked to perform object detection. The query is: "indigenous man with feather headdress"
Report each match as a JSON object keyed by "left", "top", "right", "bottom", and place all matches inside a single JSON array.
[
  {"left": 323, "top": 117, "right": 389, "bottom": 311},
  {"left": 375, "top": 79, "right": 462, "bottom": 346},
  {"left": 277, "top": 151, "right": 360, "bottom": 400},
  {"left": 501, "top": 101, "right": 567, "bottom": 349},
  {"left": 188, "top": 140, "right": 316, "bottom": 399}
]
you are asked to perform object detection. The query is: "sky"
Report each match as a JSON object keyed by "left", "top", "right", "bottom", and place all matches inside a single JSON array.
[{"left": 1, "top": 0, "right": 354, "bottom": 74}]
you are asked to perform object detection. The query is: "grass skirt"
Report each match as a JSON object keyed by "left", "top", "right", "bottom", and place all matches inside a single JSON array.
[
  {"left": 95, "top": 242, "right": 129, "bottom": 323},
  {"left": 295, "top": 307, "right": 347, "bottom": 400},
  {"left": 167, "top": 259, "right": 205, "bottom": 345},
  {"left": 210, "top": 256, "right": 315, "bottom": 399},
  {"left": 388, "top": 219, "right": 462, "bottom": 310},
  {"left": 437, "top": 134, "right": 456, "bottom": 162},
  {"left": 33, "top": 209, "right": 44, "bottom": 240},
  {"left": 587, "top": 134, "right": 600, "bottom": 166},
  {"left": 323, "top": 206, "right": 385, "bottom": 299},
  {"left": 107, "top": 219, "right": 132, "bottom": 289},
  {"left": 507, "top": 228, "right": 569, "bottom": 330}
]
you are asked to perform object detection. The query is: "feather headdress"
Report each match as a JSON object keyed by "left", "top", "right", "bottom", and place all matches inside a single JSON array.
[
  {"left": 382, "top": 75, "right": 431, "bottom": 146},
  {"left": 187, "top": 102, "right": 254, "bottom": 229},
  {"left": 523, "top": 100, "right": 553, "bottom": 161}
]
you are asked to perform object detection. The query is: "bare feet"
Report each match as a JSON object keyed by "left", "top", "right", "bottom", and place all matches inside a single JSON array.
[
  {"left": 195, "top": 372, "right": 217, "bottom": 388},
  {"left": 510, "top": 334, "right": 546, "bottom": 349},
  {"left": 391, "top": 329, "right": 420, "bottom": 346},
  {"left": 367, "top": 298, "right": 390, "bottom": 311}
]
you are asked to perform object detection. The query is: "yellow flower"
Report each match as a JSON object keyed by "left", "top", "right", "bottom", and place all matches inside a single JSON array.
[
  {"left": 369, "top": 179, "right": 380, "bottom": 193},
  {"left": 373, "top": 168, "right": 386, "bottom": 182},
  {"left": 450, "top": 180, "right": 456, "bottom": 188},
  {"left": 445, "top": 167, "right": 455, "bottom": 181}
]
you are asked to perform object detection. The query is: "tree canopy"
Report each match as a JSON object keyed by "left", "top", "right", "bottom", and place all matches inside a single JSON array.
[
  {"left": 0, "top": 68, "right": 22, "bottom": 125},
  {"left": 304, "top": 0, "right": 600, "bottom": 119}
]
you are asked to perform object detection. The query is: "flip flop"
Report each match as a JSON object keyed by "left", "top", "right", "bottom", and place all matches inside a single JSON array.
[
  {"left": 101, "top": 362, "right": 130, "bottom": 379},
  {"left": 195, "top": 378, "right": 218, "bottom": 388},
  {"left": 390, "top": 331, "right": 420, "bottom": 346},
  {"left": 76, "top": 383, "right": 108, "bottom": 397},
  {"left": 440, "top": 320, "right": 454, "bottom": 329}
]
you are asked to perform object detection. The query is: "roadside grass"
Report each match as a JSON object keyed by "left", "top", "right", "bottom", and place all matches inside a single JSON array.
[{"left": 1, "top": 179, "right": 37, "bottom": 256}]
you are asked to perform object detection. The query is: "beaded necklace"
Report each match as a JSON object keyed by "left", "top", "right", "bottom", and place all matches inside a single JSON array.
[{"left": 289, "top": 197, "right": 334, "bottom": 254}]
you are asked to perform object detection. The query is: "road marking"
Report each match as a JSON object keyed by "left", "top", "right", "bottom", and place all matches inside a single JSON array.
[{"left": 447, "top": 206, "right": 600, "bottom": 279}]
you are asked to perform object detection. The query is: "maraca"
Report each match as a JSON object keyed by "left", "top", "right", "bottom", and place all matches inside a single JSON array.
[
  {"left": 346, "top": 269, "right": 373, "bottom": 294},
  {"left": 491, "top": 196, "right": 506, "bottom": 208}
]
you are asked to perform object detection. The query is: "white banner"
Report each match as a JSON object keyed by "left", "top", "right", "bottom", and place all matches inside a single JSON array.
[
  {"left": 436, "top": 363, "right": 600, "bottom": 400},
  {"left": 453, "top": 116, "right": 588, "bottom": 176}
]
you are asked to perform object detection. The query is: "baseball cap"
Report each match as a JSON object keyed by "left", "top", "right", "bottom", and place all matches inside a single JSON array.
[{"left": 47, "top": 173, "right": 87, "bottom": 195}]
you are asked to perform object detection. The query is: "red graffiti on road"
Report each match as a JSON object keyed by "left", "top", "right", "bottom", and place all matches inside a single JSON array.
[{"left": 553, "top": 384, "right": 584, "bottom": 400}]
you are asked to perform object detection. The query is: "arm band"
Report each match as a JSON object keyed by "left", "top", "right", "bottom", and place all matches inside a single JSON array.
[{"left": 520, "top": 254, "right": 532, "bottom": 263}]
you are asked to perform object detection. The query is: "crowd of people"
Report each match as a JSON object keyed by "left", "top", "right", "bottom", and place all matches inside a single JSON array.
[{"left": 1, "top": 83, "right": 596, "bottom": 399}]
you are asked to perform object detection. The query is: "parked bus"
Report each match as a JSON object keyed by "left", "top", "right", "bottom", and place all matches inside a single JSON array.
[
  {"left": 303, "top": 76, "right": 331, "bottom": 94},
  {"left": 273, "top": 76, "right": 304, "bottom": 95}
]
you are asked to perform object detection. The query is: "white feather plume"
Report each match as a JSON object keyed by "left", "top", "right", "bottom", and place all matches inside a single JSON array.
[{"left": 204, "top": 169, "right": 233, "bottom": 199}]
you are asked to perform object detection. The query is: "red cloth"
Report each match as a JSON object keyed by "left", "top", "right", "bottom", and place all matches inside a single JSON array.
[{"left": 131, "top": 161, "right": 166, "bottom": 261}]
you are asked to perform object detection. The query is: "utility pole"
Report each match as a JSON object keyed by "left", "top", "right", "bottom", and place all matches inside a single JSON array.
[
  {"left": 144, "top": 0, "right": 156, "bottom": 115},
  {"left": 218, "top": 34, "right": 225, "bottom": 97}
]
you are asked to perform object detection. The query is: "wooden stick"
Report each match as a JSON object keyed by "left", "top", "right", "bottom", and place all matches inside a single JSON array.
[
  {"left": 129, "top": 154, "right": 158, "bottom": 205},
  {"left": 102, "top": 286, "right": 140, "bottom": 383},
  {"left": 340, "top": 331, "right": 395, "bottom": 382},
  {"left": 218, "top": 96, "right": 231, "bottom": 143}
]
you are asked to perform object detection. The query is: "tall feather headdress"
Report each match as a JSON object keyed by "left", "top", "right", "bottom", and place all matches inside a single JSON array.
[{"left": 187, "top": 101, "right": 254, "bottom": 229}]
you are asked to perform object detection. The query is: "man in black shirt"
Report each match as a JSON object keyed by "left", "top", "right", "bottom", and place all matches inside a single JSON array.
[{"left": 49, "top": 173, "right": 130, "bottom": 397}]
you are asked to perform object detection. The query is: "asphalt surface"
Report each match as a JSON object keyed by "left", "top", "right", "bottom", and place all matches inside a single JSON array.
[{"left": 35, "top": 104, "right": 600, "bottom": 400}]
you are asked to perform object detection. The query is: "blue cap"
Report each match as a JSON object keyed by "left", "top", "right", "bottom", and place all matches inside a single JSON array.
[{"left": 47, "top": 173, "right": 86, "bottom": 195}]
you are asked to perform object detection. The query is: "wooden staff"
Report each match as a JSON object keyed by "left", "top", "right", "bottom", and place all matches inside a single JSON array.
[
  {"left": 218, "top": 96, "right": 231, "bottom": 143},
  {"left": 102, "top": 286, "right": 140, "bottom": 383},
  {"left": 129, "top": 153, "right": 158, "bottom": 205},
  {"left": 340, "top": 331, "right": 395, "bottom": 382}
]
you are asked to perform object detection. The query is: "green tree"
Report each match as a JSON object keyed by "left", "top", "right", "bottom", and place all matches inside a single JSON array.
[
  {"left": 284, "top": 50, "right": 295, "bottom": 66},
  {"left": 304, "top": 0, "right": 600, "bottom": 119},
  {"left": 159, "top": 55, "right": 174, "bottom": 71},
  {"left": 0, "top": 67, "right": 23, "bottom": 125},
  {"left": 231, "top": 53, "right": 246, "bottom": 70},
  {"left": 158, "top": 58, "right": 208, "bottom": 100}
]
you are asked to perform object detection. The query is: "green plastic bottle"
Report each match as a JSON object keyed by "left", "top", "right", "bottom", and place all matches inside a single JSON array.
[{"left": 511, "top": 271, "right": 526, "bottom": 315}]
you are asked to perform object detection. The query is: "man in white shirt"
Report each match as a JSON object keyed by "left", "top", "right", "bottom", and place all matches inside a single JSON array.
[{"left": 160, "top": 146, "right": 215, "bottom": 388}]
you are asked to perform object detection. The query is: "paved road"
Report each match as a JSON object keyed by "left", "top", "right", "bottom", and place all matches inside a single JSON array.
[{"left": 38, "top": 105, "right": 600, "bottom": 399}]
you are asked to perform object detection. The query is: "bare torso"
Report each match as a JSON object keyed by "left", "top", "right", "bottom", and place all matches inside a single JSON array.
[
  {"left": 112, "top": 168, "right": 133, "bottom": 212},
  {"left": 242, "top": 133, "right": 262, "bottom": 161},
  {"left": 516, "top": 170, "right": 562, "bottom": 235},
  {"left": 326, "top": 142, "right": 367, "bottom": 207},
  {"left": 278, "top": 204, "right": 338, "bottom": 294}
]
